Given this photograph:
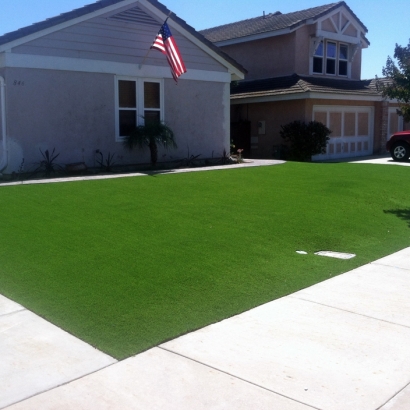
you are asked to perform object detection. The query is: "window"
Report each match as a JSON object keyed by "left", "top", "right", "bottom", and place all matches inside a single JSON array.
[
  {"left": 118, "top": 80, "right": 137, "bottom": 137},
  {"left": 326, "top": 42, "right": 337, "bottom": 75},
  {"left": 116, "top": 77, "right": 163, "bottom": 140},
  {"left": 313, "top": 42, "right": 324, "bottom": 74},
  {"left": 339, "top": 44, "right": 348, "bottom": 76},
  {"left": 312, "top": 41, "right": 349, "bottom": 77}
]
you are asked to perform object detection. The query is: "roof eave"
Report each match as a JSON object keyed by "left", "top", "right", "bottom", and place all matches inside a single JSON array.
[{"left": 0, "top": 0, "right": 246, "bottom": 80}]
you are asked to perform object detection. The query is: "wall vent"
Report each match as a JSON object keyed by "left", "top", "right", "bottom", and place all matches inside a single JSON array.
[{"left": 109, "top": 6, "right": 160, "bottom": 27}]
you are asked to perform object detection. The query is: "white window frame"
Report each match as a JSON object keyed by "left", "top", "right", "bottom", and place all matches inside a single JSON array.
[
  {"left": 310, "top": 40, "right": 351, "bottom": 78},
  {"left": 115, "top": 76, "right": 164, "bottom": 142}
]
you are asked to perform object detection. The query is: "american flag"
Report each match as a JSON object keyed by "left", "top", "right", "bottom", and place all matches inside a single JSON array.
[{"left": 151, "top": 21, "right": 187, "bottom": 82}]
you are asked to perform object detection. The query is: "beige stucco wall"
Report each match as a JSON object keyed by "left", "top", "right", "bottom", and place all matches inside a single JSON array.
[{"left": 2, "top": 67, "right": 230, "bottom": 173}]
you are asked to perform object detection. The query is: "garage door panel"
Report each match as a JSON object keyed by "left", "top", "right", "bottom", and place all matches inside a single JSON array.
[{"left": 313, "top": 106, "right": 373, "bottom": 160}]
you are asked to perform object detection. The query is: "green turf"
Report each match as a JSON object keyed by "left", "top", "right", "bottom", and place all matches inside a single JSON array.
[{"left": 0, "top": 162, "right": 409, "bottom": 359}]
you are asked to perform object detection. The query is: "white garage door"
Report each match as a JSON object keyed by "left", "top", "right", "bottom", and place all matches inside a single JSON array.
[{"left": 312, "top": 106, "right": 374, "bottom": 160}]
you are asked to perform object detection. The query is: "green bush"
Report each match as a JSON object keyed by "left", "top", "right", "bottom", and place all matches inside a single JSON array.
[{"left": 280, "top": 120, "right": 331, "bottom": 161}]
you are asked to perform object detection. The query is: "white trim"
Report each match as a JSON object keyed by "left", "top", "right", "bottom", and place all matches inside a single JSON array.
[
  {"left": 213, "top": 28, "right": 292, "bottom": 47},
  {"left": 231, "top": 91, "right": 382, "bottom": 105},
  {"left": 0, "top": 53, "right": 232, "bottom": 83}
]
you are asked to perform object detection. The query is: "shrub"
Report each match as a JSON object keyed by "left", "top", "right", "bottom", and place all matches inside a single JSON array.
[{"left": 280, "top": 120, "right": 331, "bottom": 161}]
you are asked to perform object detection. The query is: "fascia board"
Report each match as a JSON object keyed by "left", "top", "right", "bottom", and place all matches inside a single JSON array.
[
  {"left": 0, "top": 0, "right": 139, "bottom": 53},
  {"left": 0, "top": 52, "right": 231, "bottom": 83},
  {"left": 213, "top": 27, "right": 293, "bottom": 47},
  {"left": 231, "top": 91, "right": 382, "bottom": 104},
  {"left": 316, "top": 30, "right": 368, "bottom": 48}
]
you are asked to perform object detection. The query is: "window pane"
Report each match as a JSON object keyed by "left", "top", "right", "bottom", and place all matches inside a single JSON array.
[
  {"left": 327, "top": 42, "right": 337, "bottom": 58},
  {"left": 119, "top": 81, "right": 136, "bottom": 108},
  {"left": 326, "top": 59, "right": 336, "bottom": 74},
  {"left": 339, "top": 61, "right": 348, "bottom": 76},
  {"left": 313, "top": 57, "right": 323, "bottom": 73},
  {"left": 119, "top": 110, "right": 136, "bottom": 136},
  {"left": 339, "top": 44, "right": 348, "bottom": 60},
  {"left": 144, "top": 82, "right": 160, "bottom": 109},
  {"left": 144, "top": 110, "right": 161, "bottom": 124},
  {"left": 314, "top": 42, "right": 324, "bottom": 57}
]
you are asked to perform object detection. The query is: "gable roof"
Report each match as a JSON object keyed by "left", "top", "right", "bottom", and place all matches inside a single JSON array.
[
  {"left": 0, "top": 0, "right": 246, "bottom": 79},
  {"left": 200, "top": 1, "right": 368, "bottom": 45},
  {"left": 230, "top": 74, "right": 381, "bottom": 102}
]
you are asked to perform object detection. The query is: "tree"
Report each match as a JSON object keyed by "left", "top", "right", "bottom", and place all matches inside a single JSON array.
[
  {"left": 123, "top": 120, "right": 177, "bottom": 166},
  {"left": 378, "top": 40, "right": 410, "bottom": 122},
  {"left": 280, "top": 120, "right": 331, "bottom": 162}
]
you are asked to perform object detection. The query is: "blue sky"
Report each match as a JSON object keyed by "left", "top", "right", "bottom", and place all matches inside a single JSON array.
[{"left": 0, "top": 0, "right": 408, "bottom": 79}]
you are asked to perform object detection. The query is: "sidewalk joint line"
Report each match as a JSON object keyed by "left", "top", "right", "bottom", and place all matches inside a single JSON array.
[
  {"left": 371, "top": 262, "right": 410, "bottom": 272},
  {"left": 0, "top": 308, "right": 26, "bottom": 318},
  {"left": 290, "top": 296, "right": 410, "bottom": 329},
  {"left": 158, "top": 346, "right": 322, "bottom": 410},
  {"left": 376, "top": 380, "right": 410, "bottom": 410},
  {"left": 0, "top": 360, "right": 118, "bottom": 410}
]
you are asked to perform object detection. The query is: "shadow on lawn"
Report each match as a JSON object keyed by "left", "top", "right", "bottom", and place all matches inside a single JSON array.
[{"left": 384, "top": 208, "right": 410, "bottom": 227}]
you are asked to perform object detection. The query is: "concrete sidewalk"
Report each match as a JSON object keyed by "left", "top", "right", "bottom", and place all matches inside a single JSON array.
[{"left": 2, "top": 248, "right": 410, "bottom": 409}]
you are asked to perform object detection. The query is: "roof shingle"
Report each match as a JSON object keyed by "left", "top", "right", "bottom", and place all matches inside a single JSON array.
[
  {"left": 230, "top": 74, "right": 380, "bottom": 100},
  {"left": 200, "top": 1, "right": 367, "bottom": 44}
]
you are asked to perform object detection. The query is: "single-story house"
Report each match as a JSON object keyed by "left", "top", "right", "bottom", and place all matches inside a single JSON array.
[
  {"left": 0, "top": 0, "right": 245, "bottom": 174},
  {"left": 200, "top": 1, "right": 409, "bottom": 160}
]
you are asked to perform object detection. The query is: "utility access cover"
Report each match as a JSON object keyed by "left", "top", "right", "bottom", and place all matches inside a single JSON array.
[{"left": 315, "top": 251, "right": 356, "bottom": 260}]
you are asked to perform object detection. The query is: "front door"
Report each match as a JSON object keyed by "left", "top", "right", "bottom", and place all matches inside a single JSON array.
[{"left": 231, "top": 121, "right": 251, "bottom": 158}]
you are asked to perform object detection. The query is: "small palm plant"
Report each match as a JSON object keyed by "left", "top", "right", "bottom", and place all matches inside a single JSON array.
[{"left": 123, "top": 120, "right": 177, "bottom": 166}]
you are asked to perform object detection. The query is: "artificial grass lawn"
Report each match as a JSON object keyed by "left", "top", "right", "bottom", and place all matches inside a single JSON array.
[{"left": 0, "top": 162, "right": 409, "bottom": 359}]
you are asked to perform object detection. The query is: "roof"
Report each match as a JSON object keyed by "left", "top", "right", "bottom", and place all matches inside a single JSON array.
[
  {"left": 200, "top": 1, "right": 368, "bottom": 44},
  {"left": 0, "top": 0, "right": 246, "bottom": 77},
  {"left": 230, "top": 74, "right": 381, "bottom": 101}
]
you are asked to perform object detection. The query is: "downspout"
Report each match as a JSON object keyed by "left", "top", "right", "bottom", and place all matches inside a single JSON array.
[{"left": 0, "top": 76, "right": 7, "bottom": 173}]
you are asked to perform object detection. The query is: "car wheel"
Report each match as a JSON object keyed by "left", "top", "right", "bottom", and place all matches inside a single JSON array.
[{"left": 391, "top": 142, "right": 410, "bottom": 162}]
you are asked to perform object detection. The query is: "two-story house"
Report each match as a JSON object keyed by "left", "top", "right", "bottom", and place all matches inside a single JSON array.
[{"left": 201, "top": 1, "right": 407, "bottom": 160}]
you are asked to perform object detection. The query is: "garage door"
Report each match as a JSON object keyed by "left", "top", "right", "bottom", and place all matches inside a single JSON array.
[{"left": 312, "top": 106, "right": 374, "bottom": 160}]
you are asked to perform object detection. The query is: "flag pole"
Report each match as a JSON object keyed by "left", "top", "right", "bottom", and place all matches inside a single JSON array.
[{"left": 139, "top": 11, "right": 172, "bottom": 69}]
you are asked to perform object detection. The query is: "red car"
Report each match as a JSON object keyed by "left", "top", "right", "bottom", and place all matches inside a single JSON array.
[{"left": 386, "top": 130, "right": 410, "bottom": 161}]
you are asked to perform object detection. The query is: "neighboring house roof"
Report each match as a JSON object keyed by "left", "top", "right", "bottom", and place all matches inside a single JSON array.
[
  {"left": 200, "top": 1, "right": 368, "bottom": 45},
  {"left": 0, "top": 0, "right": 246, "bottom": 78},
  {"left": 230, "top": 74, "right": 381, "bottom": 101}
]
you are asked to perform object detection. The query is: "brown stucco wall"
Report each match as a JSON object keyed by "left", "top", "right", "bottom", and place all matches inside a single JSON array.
[
  {"left": 232, "top": 97, "right": 383, "bottom": 159},
  {"left": 231, "top": 99, "right": 307, "bottom": 158},
  {"left": 294, "top": 25, "right": 316, "bottom": 76},
  {"left": 221, "top": 33, "right": 297, "bottom": 80},
  {"left": 2, "top": 67, "right": 230, "bottom": 173}
]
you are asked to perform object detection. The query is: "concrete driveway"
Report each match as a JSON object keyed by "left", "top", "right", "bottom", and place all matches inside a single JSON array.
[{"left": 349, "top": 155, "right": 410, "bottom": 166}]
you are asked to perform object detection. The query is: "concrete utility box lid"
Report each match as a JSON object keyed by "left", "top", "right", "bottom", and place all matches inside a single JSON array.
[{"left": 315, "top": 251, "right": 356, "bottom": 259}]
